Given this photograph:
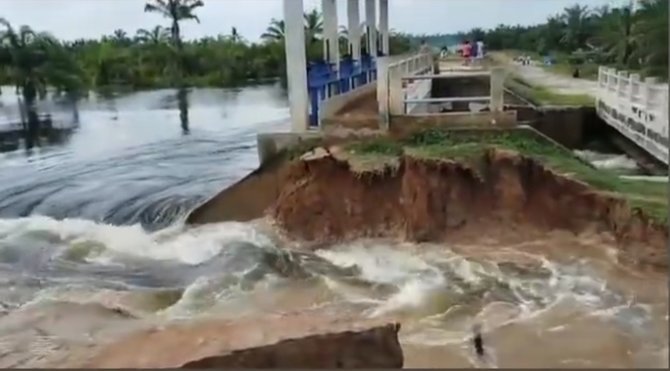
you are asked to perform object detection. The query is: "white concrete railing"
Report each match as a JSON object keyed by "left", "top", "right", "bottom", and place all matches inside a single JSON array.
[
  {"left": 400, "top": 69, "right": 505, "bottom": 114},
  {"left": 596, "top": 66, "right": 669, "bottom": 164},
  {"left": 377, "top": 52, "right": 433, "bottom": 127}
]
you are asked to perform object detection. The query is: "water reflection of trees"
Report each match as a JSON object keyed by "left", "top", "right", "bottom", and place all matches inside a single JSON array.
[
  {"left": 144, "top": 0, "right": 203, "bottom": 135},
  {"left": 0, "top": 18, "right": 84, "bottom": 153},
  {"left": 0, "top": 113, "right": 77, "bottom": 154},
  {"left": 177, "top": 87, "right": 189, "bottom": 134}
]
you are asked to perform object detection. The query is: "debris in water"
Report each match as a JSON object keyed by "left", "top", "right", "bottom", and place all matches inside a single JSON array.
[{"left": 472, "top": 323, "right": 485, "bottom": 357}]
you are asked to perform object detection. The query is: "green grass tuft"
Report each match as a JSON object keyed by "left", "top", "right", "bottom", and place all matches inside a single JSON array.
[{"left": 506, "top": 74, "right": 595, "bottom": 107}]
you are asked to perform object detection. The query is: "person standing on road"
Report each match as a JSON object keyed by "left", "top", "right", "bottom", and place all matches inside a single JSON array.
[
  {"left": 462, "top": 40, "right": 472, "bottom": 65},
  {"left": 476, "top": 40, "right": 485, "bottom": 59}
]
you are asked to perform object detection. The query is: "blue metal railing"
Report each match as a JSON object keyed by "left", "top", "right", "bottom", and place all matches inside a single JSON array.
[{"left": 306, "top": 53, "right": 382, "bottom": 127}]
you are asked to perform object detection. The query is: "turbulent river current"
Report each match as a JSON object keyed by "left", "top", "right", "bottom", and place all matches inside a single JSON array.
[{"left": 0, "top": 85, "right": 666, "bottom": 368}]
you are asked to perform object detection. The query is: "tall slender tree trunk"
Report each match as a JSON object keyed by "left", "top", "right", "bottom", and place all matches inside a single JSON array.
[
  {"left": 22, "top": 89, "right": 40, "bottom": 149},
  {"left": 177, "top": 87, "right": 189, "bottom": 133},
  {"left": 68, "top": 92, "right": 80, "bottom": 125},
  {"left": 17, "top": 79, "right": 42, "bottom": 150},
  {"left": 172, "top": 19, "right": 189, "bottom": 133}
]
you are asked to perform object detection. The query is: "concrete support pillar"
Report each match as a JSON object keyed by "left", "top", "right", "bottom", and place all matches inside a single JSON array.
[
  {"left": 283, "top": 0, "right": 309, "bottom": 132},
  {"left": 322, "top": 0, "right": 339, "bottom": 65},
  {"left": 347, "top": 0, "right": 361, "bottom": 60},
  {"left": 489, "top": 67, "right": 505, "bottom": 113},
  {"left": 365, "top": 0, "right": 377, "bottom": 56},
  {"left": 379, "top": 0, "right": 389, "bottom": 55},
  {"left": 377, "top": 56, "right": 390, "bottom": 129}
]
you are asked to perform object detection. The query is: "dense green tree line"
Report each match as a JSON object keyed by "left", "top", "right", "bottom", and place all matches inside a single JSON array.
[
  {"left": 0, "top": 3, "right": 412, "bottom": 93},
  {"left": 462, "top": 0, "right": 668, "bottom": 78}
]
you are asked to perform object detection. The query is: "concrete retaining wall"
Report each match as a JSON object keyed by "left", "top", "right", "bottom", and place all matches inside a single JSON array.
[
  {"left": 405, "top": 79, "right": 432, "bottom": 114},
  {"left": 321, "top": 83, "right": 377, "bottom": 120},
  {"left": 257, "top": 132, "right": 323, "bottom": 166},
  {"left": 389, "top": 111, "right": 517, "bottom": 138},
  {"left": 528, "top": 106, "right": 595, "bottom": 149}
]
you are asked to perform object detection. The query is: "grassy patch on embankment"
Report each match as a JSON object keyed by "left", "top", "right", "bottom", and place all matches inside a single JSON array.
[
  {"left": 343, "top": 129, "right": 667, "bottom": 223},
  {"left": 504, "top": 73, "right": 595, "bottom": 107}
]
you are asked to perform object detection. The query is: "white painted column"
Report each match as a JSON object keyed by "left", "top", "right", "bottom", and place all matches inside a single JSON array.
[
  {"left": 283, "top": 0, "right": 309, "bottom": 132},
  {"left": 365, "top": 0, "right": 377, "bottom": 56},
  {"left": 379, "top": 0, "right": 389, "bottom": 55},
  {"left": 322, "top": 0, "right": 339, "bottom": 65},
  {"left": 347, "top": 0, "right": 361, "bottom": 60}
]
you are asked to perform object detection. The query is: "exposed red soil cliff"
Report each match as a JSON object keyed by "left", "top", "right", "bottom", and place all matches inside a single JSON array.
[{"left": 270, "top": 148, "right": 667, "bottom": 269}]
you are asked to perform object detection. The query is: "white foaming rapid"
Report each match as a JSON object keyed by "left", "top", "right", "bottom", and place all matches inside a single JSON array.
[
  {"left": 314, "top": 241, "right": 653, "bottom": 336},
  {"left": 573, "top": 150, "right": 639, "bottom": 171},
  {"left": 0, "top": 215, "right": 272, "bottom": 265}
]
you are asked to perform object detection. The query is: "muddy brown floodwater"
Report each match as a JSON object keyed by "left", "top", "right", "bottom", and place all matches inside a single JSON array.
[
  {"left": 0, "top": 224, "right": 667, "bottom": 368},
  {"left": 0, "top": 86, "right": 666, "bottom": 368}
]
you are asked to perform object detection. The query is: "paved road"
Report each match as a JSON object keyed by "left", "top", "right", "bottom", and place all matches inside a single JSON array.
[
  {"left": 491, "top": 53, "right": 599, "bottom": 96},
  {"left": 514, "top": 64, "right": 600, "bottom": 96}
]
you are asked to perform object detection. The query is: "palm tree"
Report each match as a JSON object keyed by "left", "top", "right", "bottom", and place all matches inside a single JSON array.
[
  {"left": 537, "top": 15, "right": 565, "bottom": 54},
  {"left": 629, "top": 0, "right": 668, "bottom": 78},
  {"left": 144, "top": 0, "right": 204, "bottom": 51},
  {"left": 261, "top": 11, "right": 323, "bottom": 43},
  {"left": 135, "top": 25, "right": 170, "bottom": 44},
  {"left": 230, "top": 27, "right": 242, "bottom": 43},
  {"left": 111, "top": 29, "right": 129, "bottom": 45},
  {"left": 261, "top": 19, "right": 285, "bottom": 42},
  {"left": 144, "top": 0, "right": 204, "bottom": 133},
  {"left": 0, "top": 18, "right": 84, "bottom": 147},
  {"left": 303, "top": 9, "right": 323, "bottom": 43},
  {"left": 594, "top": 2, "right": 634, "bottom": 67},
  {"left": 560, "top": 5, "right": 592, "bottom": 51}
]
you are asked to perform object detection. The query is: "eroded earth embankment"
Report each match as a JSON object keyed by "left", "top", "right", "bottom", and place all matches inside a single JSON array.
[{"left": 270, "top": 147, "right": 667, "bottom": 270}]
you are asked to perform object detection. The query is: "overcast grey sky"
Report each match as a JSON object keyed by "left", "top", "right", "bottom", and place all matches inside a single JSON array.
[{"left": 1, "top": 0, "right": 626, "bottom": 42}]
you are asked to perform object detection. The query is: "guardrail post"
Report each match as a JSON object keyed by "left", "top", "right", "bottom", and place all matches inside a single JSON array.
[
  {"left": 643, "top": 77, "right": 658, "bottom": 116},
  {"left": 597, "top": 66, "right": 604, "bottom": 88},
  {"left": 377, "top": 56, "right": 390, "bottom": 130},
  {"left": 607, "top": 68, "right": 618, "bottom": 91},
  {"left": 389, "top": 66, "right": 404, "bottom": 115},
  {"left": 629, "top": 73, "right": 640, "bottom": 101},
  {"left": 489, "top": 67, "right": 505, "bottom": 113},
  {"left": 616, "top": 71, "right": 628, "bottom": 97},
  {"left": 662, "top": 88, "right": 669, "bottom": 133}
]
